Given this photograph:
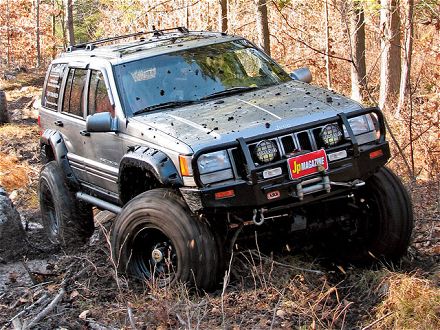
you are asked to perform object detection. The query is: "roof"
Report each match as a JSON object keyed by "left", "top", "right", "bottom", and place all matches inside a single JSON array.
[{"left": 59, "top": 27, "right": 240, "bottom": 62}]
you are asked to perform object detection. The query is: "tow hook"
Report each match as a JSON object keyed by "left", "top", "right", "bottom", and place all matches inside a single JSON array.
[
  {"left": 252, "top": 208, "right": 266, "bottom": 226},
  {"left": 330, "top": 179, "right": 366, "bottom": 188}
]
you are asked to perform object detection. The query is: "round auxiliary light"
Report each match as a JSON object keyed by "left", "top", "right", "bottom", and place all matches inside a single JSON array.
[
  {"left": 320, "top": 123, "right": 343, "bottom": 147},
  {"left": 254, "top": 140, "right": 278, "bottom": 164}
]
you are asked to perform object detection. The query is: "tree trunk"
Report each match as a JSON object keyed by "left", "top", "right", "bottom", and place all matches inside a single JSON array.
[
  {"left": 6, "top": 0, "right": 10, "bottom": 67},
  {"left": 36, "top": 0, "right": 41, "bottom": 68},
  {"left": 65, "top": 0, "right": 75, "bottom": 46},
  {"left": 324, "top": 0, "right": 332, "bottom": 89},
  {"left": 255, "top": 0, "right": 270, "bottom": 56},
  {"left": 218, "top": 0, "right": 228, "bottom": 33},
  {"left": 379, "top": 0, "right": 401, "bottom": 111},
  {"left": 52, "top": 0, "right": 56, "bottom": 59},
  {"left": 350, "top": 1, "right": 367, "bottom": 102},
  {"left": 396, "top": 0, "right": 414, "bottom": 117}
]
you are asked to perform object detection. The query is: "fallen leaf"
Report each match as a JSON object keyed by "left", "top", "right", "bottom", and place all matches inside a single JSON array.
[{"left": 79, "top": 310, "right": 90, "bottom": 320}]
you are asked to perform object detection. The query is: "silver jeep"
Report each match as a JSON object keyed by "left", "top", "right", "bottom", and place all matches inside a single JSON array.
[{"left": 38, "top": 27, "right": 413, "bottom": 289}]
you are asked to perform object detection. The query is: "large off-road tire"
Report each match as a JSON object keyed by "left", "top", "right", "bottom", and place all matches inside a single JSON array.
[
  {"left": 348, "top": 166, "right": 413, "bottom": 261},
  {"left": 39, "top": 161, "right": 94, "bottom": 246},
  {"left": 111, "top": 188, "right": 220, "bottom": 289},
  {"left": 0, "top": 90, "right": 9, "bottom": 124}
]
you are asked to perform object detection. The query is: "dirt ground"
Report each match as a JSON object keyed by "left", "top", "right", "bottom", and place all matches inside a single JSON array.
[{"left": 0, "top": 71, "right": 438, "bottom": 329}]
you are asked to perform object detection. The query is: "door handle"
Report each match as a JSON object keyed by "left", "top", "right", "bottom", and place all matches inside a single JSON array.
[
  {"left": 80, "top": 130, "right": 90, "bottom": 136},
  {"left": 54, "top": 120, "right": 63, "bottom": 127}
]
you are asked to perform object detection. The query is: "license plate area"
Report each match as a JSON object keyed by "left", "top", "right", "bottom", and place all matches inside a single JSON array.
[{"left": 288, "top": 149, "right": 328, "bottom": 180}]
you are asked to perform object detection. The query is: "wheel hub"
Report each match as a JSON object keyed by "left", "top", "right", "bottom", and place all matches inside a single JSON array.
[{"left": 151, "top": 248, "right": 164, "bottom": 263}]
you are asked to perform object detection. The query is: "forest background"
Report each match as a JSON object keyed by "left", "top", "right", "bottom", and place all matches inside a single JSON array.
[
  {"left": 0, "top": 0, "right": 439, "bottom": 329},
  {"left": 1, "top": 0, "right": 439, "bottom": 179}
]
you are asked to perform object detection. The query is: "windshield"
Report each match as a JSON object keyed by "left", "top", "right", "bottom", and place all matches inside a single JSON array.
[{"left": 114, "top": 39, "right": 291, "bottom": 115}]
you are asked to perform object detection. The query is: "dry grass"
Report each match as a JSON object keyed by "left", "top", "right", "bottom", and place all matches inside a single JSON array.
[
  {"left": 0, "top": 123, "right": 40, "bottom": 142},
  {"left": 371, "top": 272, "right": 440, "bottom": 330},
  {"left": 0, "top": 152, "right": 30, "bottom": 192}
]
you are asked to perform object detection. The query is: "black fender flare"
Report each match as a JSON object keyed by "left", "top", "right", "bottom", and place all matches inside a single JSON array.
[
  {"left": 40, "top": 129, "right": 80, "bottom": 189},
  {"left": 119, "top": 146, "right": 183, "bottom": 194}
]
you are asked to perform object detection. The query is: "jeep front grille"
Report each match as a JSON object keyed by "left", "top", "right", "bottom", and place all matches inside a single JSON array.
[{"left": 229, "top": 124, "right": 342, "bottom": 180}]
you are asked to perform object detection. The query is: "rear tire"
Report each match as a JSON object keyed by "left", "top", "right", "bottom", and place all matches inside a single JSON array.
[
  {"left": 0, "top": 90, "right": 9, "bottom": 124},
  {"left": 111, "top": 188, "right": 219, "bottom": 289},
  {"left": 39, "top": 161, "right": 94, "bottom": 246}
]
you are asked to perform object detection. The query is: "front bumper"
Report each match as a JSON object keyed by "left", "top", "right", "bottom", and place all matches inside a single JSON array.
[
  {"left": 181, "top": 107, "right": 390, "bottom": 213},
  {"left": 181, "top": 141, "right": 389, "bottom": 212}
]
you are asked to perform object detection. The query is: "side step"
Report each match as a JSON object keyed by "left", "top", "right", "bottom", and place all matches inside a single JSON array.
[{"left": 76, "top": 192, "right": 122, "bottom": 214}]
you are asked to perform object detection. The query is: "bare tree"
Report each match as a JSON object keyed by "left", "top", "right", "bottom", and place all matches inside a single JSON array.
[
  {"left": 219, "top": 0, "right": 228, "bottom": 33},
  {"left": 324, "top": 0, "right": 332, "bottom": 89},
  {"left": 255, "top": 0, "right": 270, "bottom": 56},
  {"left": 350, "top": 0, "right": 367, "bottom": 102},
  {"left": 379, "top": 0, "right": 401, "bottom": 111},
  {"left": 36, "top": 0, "right": 41, "bottom": 67},
  {"left": 65, "top": 0, "right": 75, "bottom": 46},
  {"left": 52, "top": 0, "right": 56, "bottom": 59},
  {"left": 397, "top": 0, "right": 414, "bottom": 117}
]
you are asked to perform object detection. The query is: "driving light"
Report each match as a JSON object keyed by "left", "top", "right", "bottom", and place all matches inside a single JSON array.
[
  {"left": 254, "top": 140, "right": 278, "bottom": 163},
  {"left": 320, "top": 124, "right": 343, "bottom": 147}
]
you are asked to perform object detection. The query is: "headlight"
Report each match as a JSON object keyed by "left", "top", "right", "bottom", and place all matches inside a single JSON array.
[
  {"left": 197, "top": 150, "right": 231, "bottom": 174},
  {"left": 344, "top": 114, "right": 380, "bottom": 144},
  {"left": 348, "top": 115, "right": 370, "bottom": 135},
  {"left": 197, "top": 150, "right": 233, "bottom": 185}
]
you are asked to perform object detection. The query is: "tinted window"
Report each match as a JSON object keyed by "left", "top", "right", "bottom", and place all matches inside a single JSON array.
[
  {"left": 115, "top": 40, "right": 291, "bottom": 115},
  {"left": 62, "top": 68, "right": 87, "bottom": 118},
  {"left": 88, "top": 71, "right": 114, "bottom": 117},
  {"left": 43, "top": 63, "right": 66, "bottom": 110}
]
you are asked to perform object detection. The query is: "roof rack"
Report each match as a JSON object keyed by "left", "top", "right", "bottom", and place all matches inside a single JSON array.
[{"left": 66, "top": 26, "right": 190, "bottom": 52}]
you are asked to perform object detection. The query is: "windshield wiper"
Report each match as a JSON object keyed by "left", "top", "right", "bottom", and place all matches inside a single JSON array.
[
  {"left": 200, "top": 86, "right": 258, "bottom": 100},
  {"left": 133, "top": 100, "right": 199, "bottom": 116}
]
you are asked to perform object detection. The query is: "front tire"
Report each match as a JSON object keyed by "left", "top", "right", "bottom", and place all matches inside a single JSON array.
[
  {"left": 111, "top": 188, "right": 219, "bottom": 289},
  {"left": 39, "top": 161, "right": 94, "bottom": 246},
  {"left": 347, "top": 166, "right": 413, "bottom": 261}
]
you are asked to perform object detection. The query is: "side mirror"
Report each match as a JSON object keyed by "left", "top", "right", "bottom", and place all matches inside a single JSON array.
[
  {"left": 290, "top": 67, "right": 312, "bottom": 83},
  {"left": 86, "top": 112, "right": 117, "bottom": 132}
]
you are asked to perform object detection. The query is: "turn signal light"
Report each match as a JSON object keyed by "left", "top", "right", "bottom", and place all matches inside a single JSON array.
[
  {"left": 369, "top": 149, "right": 383, "bottom": 159},
  {"left": 215, "top": 190, "right": 235, "bottom": 199},
  {"left": 179, "top": 155, "right": 192, "bottom": 176}
]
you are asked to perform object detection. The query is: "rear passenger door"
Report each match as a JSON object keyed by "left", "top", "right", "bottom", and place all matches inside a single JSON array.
[{"left": 57, "top": 66, "right": 89, "bottom": 182}]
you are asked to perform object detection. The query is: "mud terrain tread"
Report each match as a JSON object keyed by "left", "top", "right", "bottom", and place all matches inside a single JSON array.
[
  {"left": 367, "top": 166, "right": 413, "bottom": 259},
  {"left": 111, "top": 188, "right": 219, "bottom": 289},
  {"left": 39, "top": 161, "right": 94, "bottom": 246}
]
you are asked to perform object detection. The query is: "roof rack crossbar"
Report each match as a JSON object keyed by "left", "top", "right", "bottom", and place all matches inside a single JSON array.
[{"left": 67, "top": 27, "right": 191, "bottom": 52}]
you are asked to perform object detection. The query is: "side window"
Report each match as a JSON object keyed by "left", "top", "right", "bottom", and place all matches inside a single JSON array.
[
  {"left": 62, "top": 68, "right": 87, "bottom": 118},
  {"left": 43, "top": 63, "right": 66, "bottom": 110},
  {"left": 88, "top": 70, "right": 114, "bottom": 117}
]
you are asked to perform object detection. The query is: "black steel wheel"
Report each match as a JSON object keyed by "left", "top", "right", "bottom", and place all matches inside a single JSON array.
[
  {"left": 39, "top": 161, "right": 94, "bottom": 246},
  {"left": 111, "top": 188, "right": 220, "bottom": 289}
]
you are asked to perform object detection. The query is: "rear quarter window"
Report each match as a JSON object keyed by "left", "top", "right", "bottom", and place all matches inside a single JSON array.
[{"left": 42, "top": 63, "right": 67, "bottom": 110}]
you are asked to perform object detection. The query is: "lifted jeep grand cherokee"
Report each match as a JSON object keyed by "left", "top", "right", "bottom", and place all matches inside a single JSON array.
[{"left": 38, "top": 27, "right": 413, "bottom": 289}]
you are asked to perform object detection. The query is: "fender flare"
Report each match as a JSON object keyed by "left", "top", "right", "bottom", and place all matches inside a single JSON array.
[
  {"left": 40, "top": 129, "right": 80, "bottom": 189},
  {"left": 118, "top": 146, "right": 183, "bottom": 195}
]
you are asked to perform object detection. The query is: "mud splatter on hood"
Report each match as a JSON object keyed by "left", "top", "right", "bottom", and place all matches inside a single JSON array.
[{"left": 130, "top": 80, "right": 363, "bottom": 152}]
